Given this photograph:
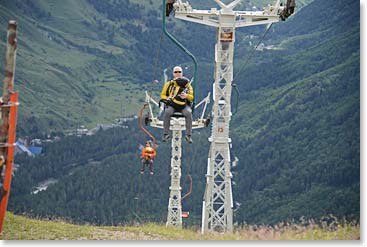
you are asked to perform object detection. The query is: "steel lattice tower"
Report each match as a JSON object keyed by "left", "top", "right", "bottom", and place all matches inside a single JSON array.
[
  {"left": 144, "top": 91, "right": 210, "bottom": 227},
  {"left": 172, "top": 0, "right": 291, "bottom": 233}
]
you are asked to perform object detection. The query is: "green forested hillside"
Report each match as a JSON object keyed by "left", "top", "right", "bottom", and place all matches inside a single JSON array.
[
  {"left": 229, "top": 0, "right": 359, "bottom": 224},
  {"left": 232, "top": 53, "right": 359, "bottom": 224},
  {"left": 10, "top": 123, "right": 172, "bottom": 224},
  {"left": 4, "top": 0, "right": 360, "bottom": 228}
]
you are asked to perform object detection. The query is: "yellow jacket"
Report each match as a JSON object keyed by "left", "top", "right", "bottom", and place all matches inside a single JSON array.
[{"left": 160, "top": 79, "right": 194, "bottom": 108}]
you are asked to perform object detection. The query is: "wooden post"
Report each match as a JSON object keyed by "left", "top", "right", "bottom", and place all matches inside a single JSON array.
[
  {"left": 0, "top": 93, "right": 18, "bottom": 233},
  {"left": 0, "top": 20, "right": 18, "bottom": 233}
]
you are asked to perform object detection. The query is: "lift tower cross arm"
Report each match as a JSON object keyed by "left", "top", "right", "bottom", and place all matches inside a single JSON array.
[{"left": 171, "top": 0, "right": 295, "bottom": 234}]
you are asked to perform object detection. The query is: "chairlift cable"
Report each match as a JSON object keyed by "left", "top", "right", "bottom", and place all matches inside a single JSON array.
[
  {"left": 162, "top": 0, "right": 197, "bottom": 111},
  {"left": 232, "top": 23, "right": 273, "bottom": 83},
  {"left": 232, "top": 83, "right": 240, "bottom": 115},
  {"left": 152, "top": 31, "right": 164, "bottom": 85}
]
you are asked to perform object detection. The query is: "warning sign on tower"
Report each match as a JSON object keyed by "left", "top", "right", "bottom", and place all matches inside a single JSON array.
[{"left": 220, "top": 32, "right": 233, "bottom": 42}]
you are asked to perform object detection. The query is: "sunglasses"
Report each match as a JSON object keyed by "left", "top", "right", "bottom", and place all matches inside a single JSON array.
[{"left": 174, "top": 71, "right": 182, "bottom": 73}]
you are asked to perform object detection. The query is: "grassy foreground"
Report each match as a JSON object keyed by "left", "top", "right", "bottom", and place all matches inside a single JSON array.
[{"left": 0, "top": 212, "right": 360, "bottom": 240}]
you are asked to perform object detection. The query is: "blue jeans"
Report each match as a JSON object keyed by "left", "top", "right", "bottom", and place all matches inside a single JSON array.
[{"left": 141, "top": 159, "right": 153, "bottom": 172}]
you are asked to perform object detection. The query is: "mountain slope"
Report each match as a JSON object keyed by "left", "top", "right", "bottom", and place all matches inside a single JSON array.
[
  {"left": 232, "top": 53, "right": 359, "bottom": 224},
  {"left": 0, "top": 0, "right": 161, "bottom": 136},
  {"left": 229, "top": 0, "right": 359, "bottom": 224}
]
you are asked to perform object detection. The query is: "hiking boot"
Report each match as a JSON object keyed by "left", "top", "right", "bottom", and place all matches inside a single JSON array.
[
  {"left": 185, "top": 135, "right": 193, "bottom": 144},
  {"left": 162, "top": 134, "right": 170, "bottom": 142}
]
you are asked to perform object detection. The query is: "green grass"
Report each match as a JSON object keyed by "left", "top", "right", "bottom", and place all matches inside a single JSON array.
[
  {"left": 1, "top": 212, "right": 164, "bottom": 240},
  {"left": 0, "top": 212, "right": 360, "bottom": 240}
]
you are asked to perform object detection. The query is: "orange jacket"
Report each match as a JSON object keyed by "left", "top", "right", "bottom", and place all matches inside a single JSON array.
[{"left": 141, "top": 147, "right": 156, "bottom": 160}]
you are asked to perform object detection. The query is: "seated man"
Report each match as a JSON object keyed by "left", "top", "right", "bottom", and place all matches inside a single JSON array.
[
  {"left": 160, "top": 66, "right": 194, "bottom": 144},
  {"left": 140, "top": 141, "right": 156, "bottom": 175}
]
